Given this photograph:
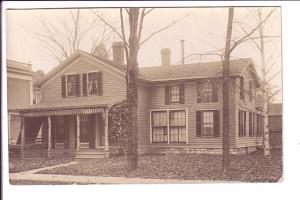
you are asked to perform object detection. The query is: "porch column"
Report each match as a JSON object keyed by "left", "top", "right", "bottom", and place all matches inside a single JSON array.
[
  {"left": 104, "top": 108, "right": 109, "bottom": 158},
  {"left": 76, "top": 115, "right": 80, "bottom": 150},
  {"left": 20, "top": 116, "right": 25, "bottom": 159},
  {"left": 47, "top": 116, "right": 52, "bottom": 159}
]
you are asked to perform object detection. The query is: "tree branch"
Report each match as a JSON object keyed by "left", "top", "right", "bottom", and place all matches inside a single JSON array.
[
  {"left": 139, "top": 14, "right": 189, "bottom": 46},
  {"left": 92, "top": 10, "right": 124, "bottom": 41}
]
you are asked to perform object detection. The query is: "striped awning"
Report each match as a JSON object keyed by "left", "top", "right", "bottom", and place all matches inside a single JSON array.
[{"left": 20, "top": 107, "right": 105, "bottom": 117}]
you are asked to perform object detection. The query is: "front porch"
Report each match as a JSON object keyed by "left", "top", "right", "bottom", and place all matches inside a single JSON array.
[{"left": 19, "top": 106, "right": 109, "bottom": 159}]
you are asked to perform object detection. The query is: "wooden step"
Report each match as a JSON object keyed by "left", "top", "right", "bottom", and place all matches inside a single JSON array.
[{"left": 74, "top": 149, "right": 105, "bottom": 160}]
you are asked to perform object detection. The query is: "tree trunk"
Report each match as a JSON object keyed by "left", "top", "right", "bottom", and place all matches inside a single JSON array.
[
  {"left": 222, "top": 7, "right": 234, "bottom": 175},
  {"left": 126, "top": 8, "right": 140, "bottom": 170},
  {"left": 258, "top": 9, "right": 271, "bottom": 158}
]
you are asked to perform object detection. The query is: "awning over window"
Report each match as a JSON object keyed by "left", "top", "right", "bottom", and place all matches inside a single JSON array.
[{"left": 20, "top": 107, "right": 105, "bottom": 117}]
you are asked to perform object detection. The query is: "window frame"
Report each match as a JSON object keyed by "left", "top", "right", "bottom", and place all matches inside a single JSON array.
[
  {"left": 239, "top": 110, "right": 247, "bottom": 137},
  {"left": 65, "top": 73, "right": 79, "bottom": 97},
  {"left": 240, "top": 76, "right": 245, "bottom": 100},
  {"left": 200, "top": 110, "right": 214, "bottom": 137},
  {"left": 249, "top": 80, "right": 253, "bottom": 102},
  {"left": 150, "top": 108, "right": 188, "bottom": 144},
  {"left": 196, "top": 79, "right": 218, "bottom": 103},
  {"left": 169, "top": 85, "right": 180, "bottom": 104},
  {"left": 86, "top": 71, "right": 101, "bottom": 96}
]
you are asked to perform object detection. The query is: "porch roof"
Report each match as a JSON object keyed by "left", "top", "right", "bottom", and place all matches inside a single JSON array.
[{"left": 18, "top": 96, "right": 125, "bottom": 117}]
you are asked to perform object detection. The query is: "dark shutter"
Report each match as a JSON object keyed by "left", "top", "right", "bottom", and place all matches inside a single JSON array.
[
  {"left": 75, "top": 74, "right": 80, "bottom": 97},
  {"left": 244, "top": 111, "right": 247, "bottom": 136},
  {"left": 212, "top": 81, "right": 218, "bottom": 102},
  {"left": 196, "top": 111, "right": 202, "bottom": 137},
  {"left": 213, "top": 110, "right": 220, "bottom": 137},
  {"left": 179, "top": 83, "right": 185, "bottom": 104},
  {"left": 61, "top": 75, "right": 66, "bottom": 97},
  {"left": 165, "top": 86, "right": 170, "bottom": 105},
  {"left": 82, "top": 73, "right": 87, "bottom": 96},
  {"left": 97, "top": 72, "right": 103, "bottom": 95}
]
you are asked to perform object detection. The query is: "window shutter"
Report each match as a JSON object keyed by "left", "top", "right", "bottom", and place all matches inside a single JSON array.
[
  {"left": 196, "top": 111, "right": 202, "bottom": 137},
  {"left": 61, "top": 75, "right": 66, "bottom": 97},
  {"left": 97, "top": 72, "right": 103, "bottom": 95},
  {"left": 165, "top": 86, "right": 170, "bottom": 105},
  {"left": 213, "top": 110, "right": 220, "bottom": 137},
  {"left": 212, "top": 82, "right": 218, "bottom": 102},
  {"left": 179, "top": 83, "right": 185, "bottom": 104},
  {"left": 82, "top": 73, "right": 87, "bottom": 96},
  {"left": 75, "top": 74, "right": 80, "bottom": 96}
]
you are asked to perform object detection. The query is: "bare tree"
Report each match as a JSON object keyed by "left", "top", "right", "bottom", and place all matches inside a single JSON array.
[
  {"left": 93, "top": 8, "right": 186, "bottom": 170},
  {"left": 236, "top": 8, "right": 281, "bottom": 158},
  {"left": 37, "top": 9, "right": 108, "bottom": 63},
  {"left": 222, "top": 7, "right": 234, "bottom": 175}
]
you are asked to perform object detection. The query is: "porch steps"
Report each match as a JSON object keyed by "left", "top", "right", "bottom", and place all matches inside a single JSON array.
[{"left": 74, "top": 149, "right": 105, "bottom": 160}]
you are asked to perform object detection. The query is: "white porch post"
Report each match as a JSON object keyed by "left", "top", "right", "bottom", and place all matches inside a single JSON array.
[
  {"left": 47, "top": 116, "right": 52, "bottom": 159},
  {"left": 20, "top": 116, "right": 25, "bottom": 159},
  {"left": 76, "top": 115, "right": 80, "bottom": 150},
  {"left": 104, "top": 108, "right": 109, "bottom": 158}
]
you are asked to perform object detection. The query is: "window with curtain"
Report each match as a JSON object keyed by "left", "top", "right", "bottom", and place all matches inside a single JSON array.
[
  {"left": 197, "top": 80, "right": 218, "bottom": 103},
  {"left": 152, "top": 111, "right": 168, "bottom": 143},
  {"left": 66, "top": 74, "right": 79, "bottom": 97},
  {"left": 169, "top": 110, "right": 186, "bottom": 143}
]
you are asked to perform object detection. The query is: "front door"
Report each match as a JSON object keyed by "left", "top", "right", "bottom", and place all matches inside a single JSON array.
[{"left": 80, "top": 114, "right": 96, "bottom": 149}]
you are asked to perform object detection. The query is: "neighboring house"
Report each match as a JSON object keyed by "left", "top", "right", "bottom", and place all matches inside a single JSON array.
[
  {"left": 18, "top": 42, "right": 265, "bottom": 159},
  {"left": 268, "top": 103, "right": 282, "bottom": 149},
  {"left": 7, "top": 60, "right": 34, "bottom": 144}
]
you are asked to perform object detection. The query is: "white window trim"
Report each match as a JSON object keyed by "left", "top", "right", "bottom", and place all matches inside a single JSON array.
[
  {"left": 65, "top": 73, "right": 78, "bottom": 97},
  {"left": 150, "top": 108, "right": 188, "bottom": 145},
  {"left": 86, "top": 71, "right": 101, "bottom": 96}
]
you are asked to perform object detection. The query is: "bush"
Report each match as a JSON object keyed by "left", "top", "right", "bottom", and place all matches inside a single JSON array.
[{"left": 9, "top": 145, "right": 21, "bottom": 158}]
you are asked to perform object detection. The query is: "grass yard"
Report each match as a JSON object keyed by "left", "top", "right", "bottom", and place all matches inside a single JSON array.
[
  {"left": 37, "top": 149, "right": 282, "bottom": 182},
  {"left": 9, "top": 158, "right": 72, "bottom": 173}
]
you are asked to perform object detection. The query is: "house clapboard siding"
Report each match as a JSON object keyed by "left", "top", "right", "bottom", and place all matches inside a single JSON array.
[
  {"left": 41, "top": 58, "right": 126, "bottom": 102},
  {"left": 235, "top": 66, "right": 263, "bottom": 148}
]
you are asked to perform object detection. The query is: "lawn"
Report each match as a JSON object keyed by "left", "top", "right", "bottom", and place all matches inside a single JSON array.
[
  {"left": 9, "top": 158, "right": 72, "bottom": 173},
  {"left": 37, "top": 150, "right": 282, "bottom": 182}
]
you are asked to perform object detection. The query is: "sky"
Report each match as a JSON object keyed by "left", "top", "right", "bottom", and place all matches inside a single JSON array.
[{"left": 6, "top": 7, "right": 282, "bottom": 102}]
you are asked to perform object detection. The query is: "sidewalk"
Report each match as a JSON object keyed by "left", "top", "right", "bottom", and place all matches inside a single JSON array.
[{"left": 9, "top": 162, "right": 222, "bottom": 184}]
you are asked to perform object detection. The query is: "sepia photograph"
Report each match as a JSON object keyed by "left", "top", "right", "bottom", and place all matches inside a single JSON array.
[{"left": 4, "top": 2, "right": 284, "bottom": 189}]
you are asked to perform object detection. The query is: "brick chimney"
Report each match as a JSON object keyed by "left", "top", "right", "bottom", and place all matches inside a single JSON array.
[
  {"left": 112, "top": 41, "right": 124, "bottom": 65},
  {"left": 161, "top": 48, "right": 171, "bottom": 66}
]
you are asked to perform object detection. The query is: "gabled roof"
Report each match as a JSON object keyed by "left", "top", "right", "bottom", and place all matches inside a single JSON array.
[
  {"left": 138, "top": 58, "right": 259, "bottom": 83},
  {"left": 269, "top": 103, "right": 282, "bottom": 116},
  {"left": 34, "top": 50, "right": 126, "bottom": 87},
  {"left": 35, "top": 50, "right": 260, "bottom": 88}
]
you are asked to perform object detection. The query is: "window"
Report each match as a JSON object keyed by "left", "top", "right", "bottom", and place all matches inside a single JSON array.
[
  {"left": 66, "top": 74, "right": 80, "bottom": 97},
  {"left": 170, "top": 85, "right": 180, "bottom": 103},
  {"left": 151, "top": 109, "right": 187, "bottom": 143},
  {"left": 165, "top": 84, "right": 184, "bottom": 104},
  {"left": 169, "top": 110, "right": 186, "bottom": 143},
  {"left": 197, "top": 80, "right": 218, "bottom": 103},
  {"left": 249, "top": 80, "right": 253, "bottom": 102},
  {"left": 240, "top": 77, "right": 244, "bottom": 100},
  {"left": 196, "top": 110, "right": 220, "bottom": 137},
  {"left": 33, "top": 92, "right": 41, "bottom": 104},
  {"left": 239, "top": 110, "right": 247, "bottom": 137},
  {"left": 83, "top": 72, "right": 103, "bottom": 96},
  {"left": 249, "top": 112, "right": 255, "bottom": 137},
  {"left": 152, "top": 111, "right": 168, "bottom": 143},
  {"left": 257, "top": 114, "right": 264, "bottom": 137}
]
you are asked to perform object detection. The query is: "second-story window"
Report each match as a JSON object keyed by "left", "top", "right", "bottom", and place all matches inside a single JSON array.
[
  {"left": 197, "top": 79, "right": 218, "bottom": 103},
  {"left": 66, "top": 74, "right": 80, "bottom": 97},
  {"left": 249, "top": 80, "right": 253, "bottom": 102},
  {"left": 240, "top": 76, "right": 245, "bottom": 100},
  {"left": 165, "top": 84, "right": 184, "bottom": 104},
  {"left": 170, "top": 85, "right": 180, "bottom": 103},
  {"left": 83, "top": 72, "right": 103, "bottom": 96}
]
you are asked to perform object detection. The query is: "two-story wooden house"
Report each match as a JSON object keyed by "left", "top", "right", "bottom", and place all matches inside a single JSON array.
[{"left": 18, "top": 42, "right": 264, "bottom": 159}]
